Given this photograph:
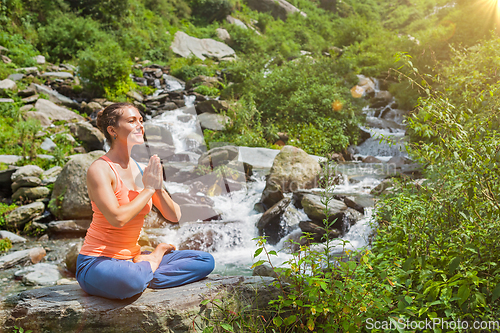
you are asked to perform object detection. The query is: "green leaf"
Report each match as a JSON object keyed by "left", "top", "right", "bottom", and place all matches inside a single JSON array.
[
  {"left": 457, "top": 284, "right": 470, "bottom": 305},
  {"left": 254, "top": 248, "right": 263, "bottom": 258},
  {"left": 251, "top": 260, "right": 266, "bottom": 269},
  {"left": 220, "top": 323, "right": 234, "bottom": 332},
  {"left": 448, "top": 256, "right": 461, "bottom": 274},
  {"left": 284, "top": 315, "right": 297, "bottom": 325},
  {"left": 403, "top": 257, "right": 414, "bottom": 271},
  {"left": 492, "top": 283, "right": 500, "bottom": 302},
  {"left": 268, "top": 250, "right": 277, "bottom": 256},
  {"left": 200, "top": 299, "right": 210, "bottom": 305},
  {"left": 203, "top": 327, "right": 214, "bottom": 333},
  {"left": 273, "top": 316, "right": 283, "bottom": 327},
  {"left": 405, "top": 295, "right": 413, "bottom": 304}
]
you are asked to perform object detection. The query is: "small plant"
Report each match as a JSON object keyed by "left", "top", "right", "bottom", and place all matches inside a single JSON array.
[
  {"left": 0, "top": 238, "right": 12, "bottom": 252},
  {"left": 12, "top": 326, "right": 32, "bottom": 333}
]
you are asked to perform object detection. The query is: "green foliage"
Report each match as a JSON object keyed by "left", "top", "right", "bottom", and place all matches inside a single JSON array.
[
  {"left": 0, "top": 238, "right": 12, "bottom": 252},
  {"left": 65, "top": 0, "right": 130, "bottom": 25},
  {"left": 189, "top": 0, "right": 233, "bottom": 23},
  {"left": 37, "top": 12, "right": 107, "bottom": 63},
  {"left": 0, "top": 202, "right": 17, "bottom": 229},
  {"left": 77, "top": 40, "right": 133, "bottom": 96},
  {"left": 14, "top": 117, "right": 42, "bottom": 160},
  {"left": 170, "top": 60, "right": 216, "bottom": 82},
  {"left": 0, "top": 31, "right": 38, "bottom": 67},
  {"left": 194, "top": 85, "right": 220, "bottom": 97}
]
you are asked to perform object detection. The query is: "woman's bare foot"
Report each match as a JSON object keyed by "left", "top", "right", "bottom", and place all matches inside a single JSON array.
[{"left": 133, "top": 243, "right": 176, "bottom": 273}]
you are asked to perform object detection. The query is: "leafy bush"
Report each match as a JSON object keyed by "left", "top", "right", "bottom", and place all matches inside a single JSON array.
[
  {"left": 0, "top": 238, "right": 12, "bottom": 252},
  {"left": 37, "top": 12, "right": 107, "bottom": 63},
  {"left": 64, "top": 0, "right": 130, "bottom": 25},
  {"left": 170, "top": 62, "right": 215, "bottom": 82},
  {"left": 77, "top": 40, "right": 133, "bottom": 97},
  {"left": 194, "top": 85, "right": 220, "bottom": 97},
  {"left": 0, "top": 202, "right": 17, "bottom": 229},
  {"left": 189, "top": 0, "right": 233, "bottom": 23},
  {"left": 0, "top": 31, "right": 38, "bottom": 67}
]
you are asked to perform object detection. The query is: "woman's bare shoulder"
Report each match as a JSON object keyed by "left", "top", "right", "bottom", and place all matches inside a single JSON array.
[{"left": 87, "top": 158, "right": 113, "bottom": 180}]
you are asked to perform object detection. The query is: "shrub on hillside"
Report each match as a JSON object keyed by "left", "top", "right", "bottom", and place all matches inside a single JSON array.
[
  {"left": 0, "top": 32, "right": 38, "bottom": 67},
  {"left": 65, "top": 0, "right": 129, "bottom": 25},
  {"left": 77, "top": 41, "right": 133, "bottom": 97},
  {"left": 37, "top": 12, "right": 107, "bottom": 63},
  {"left": 189, "top": 0, "right": 233, "bottom": 23}
]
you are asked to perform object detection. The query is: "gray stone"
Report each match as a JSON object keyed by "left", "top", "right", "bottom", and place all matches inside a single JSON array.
[
  {"left": 17, "top": 85, "right": 36, "bottom": 97},
  {"left": 370, "top": 179, "right": 394, "bottom": 196},
  {"left": 298, "top": 220, "right": 340, "bottom": 242},
  {"left": 36, "top": 154, "right": 55, "bottom": 160},
  {"left": 226, "top": 15, "right": 248, "bottom": 29},
  {"left": 186, "top": 75, "right": 220, "bottom": 90},
  {"left": 40, "top": 137, "right": 57, "bottom": 152},
  {"left": 41, "top": 166, "right": 62, "bottom": 180},
  {"left": 40, "top": 71, "right": 73, "bottom": 79},
  {"left": 11, "top": 176, "right": 42, "bottom": 192},
  {"left": 47, "top": 220, "right": 92, "bottom": 236},
  {"left": 261, "top": 146, "right": 321, "bottom": 209},
  {"left": 1, "top": 55, "right": 11, "bottom": 63},
  {"left": 198, "top": 112, "right": 231, "bottom": 131},
  {"left": 0, "top": 98, "right": 14, "bottom": 103},
  {"left": 143, "top": 123, "right": 174, "bottom": 146},
  {"left": 15, "top": 263, "right": 62, "bottom": 286},
  {"left": 24, "top": 111, "right": 51, "bottom": 127},
  {"left": 11, "top": 165, "right": 44, "bottom": 183},
  {"left": 21, "top": 94, "right": 38, "bottom": 103},
  {"left": 83, "top": 101, "right": 102, "bottom": 114},
  {"left": 34, "top": 98, "right": 84, "bottom": 122},
  {"left": 60, "top": 63, "right": 76, "bottom": 71},
  {"left": 131, "top": 141, "right": 175, "bottom": 163},
  {"left": 0, "top": 275, "right": 278, "bottom": 332},
  {"left": 5, "top": 202, "right": 45, "bottom": 228},
  {"left": 0, "top": 230, "right": 26, "bottom": 243},
  {"left": 7, "top": 73, "right": 24, "bottom": 81},
  {"left": 362, "top": 155, "right": 382, "bottom": 163},
  {"left": 178, "top": 204, "right": 220, "bottom": 223},
  {"left": 33, "top": 84, "right": 79, "bottom": 109},
  {"left": 126, "top": 90, "right": 143, "bottom": 102},
  {"left": 170, "top": 31, "right": 236, "bottom": 61},
  {"left": 245, "top": 0, "right": 306, "bottom": 20},
  {"left": 0, "top": 155, "right": 22, "bottom": 165},
  {"left": 68, "top": 121, "right": 105, "bottom": 151},
  {"left": 301, "top": 193, "right": 348, "bottom": 231},
  {"left": 0, "top": 79, "right": 17, "bottom": 94},
  {"left": 19, "top": 105, "right": 34, "bottom": 112},
  {"left": 50, "top": 151, "right": 105, "bottom": 219},
  {"left": 12, "top": 186, "right": 50, "bottom": 202},
  {"left": 15, "top": 67, "right": 39, "bottom": 75},
  {"left": 195, "top": 99, "right": 229, "bottom": 114},
  {"left": 216, "top": 27, "right": 231, "bottom": 42},
  {"left": 0, "top": 247, "right": 46, "bottom": 270},
  {"left": 33, "top": 55, "right": 46, "bottom": 64},
  {"left": 65, "top": 241, "right": 83, "bottom": 274},
  {"left": 198, "top": 145, "right": 239, "bottom": 167}
]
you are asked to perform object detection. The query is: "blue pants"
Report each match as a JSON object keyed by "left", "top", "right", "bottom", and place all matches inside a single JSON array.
[{"left": 76, "top": 250, "right": 215, "bottom": 300}]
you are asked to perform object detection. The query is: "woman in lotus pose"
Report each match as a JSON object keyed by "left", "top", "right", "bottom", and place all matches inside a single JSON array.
[{"left": 76, "top": 102, "right": 214, "bottom": 300}]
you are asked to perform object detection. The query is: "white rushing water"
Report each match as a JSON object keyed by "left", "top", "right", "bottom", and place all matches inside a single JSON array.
[{"left": 137, "top": 76, "right": 406, "bottom": 275}]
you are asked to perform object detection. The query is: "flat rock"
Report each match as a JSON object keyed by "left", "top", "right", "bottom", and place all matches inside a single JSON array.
[
  {"left": 40, "top": 137, "right": 57, "bottom": 151},
  {"left": 33, "top": 55, "right": 45, "bottom": 64},
  {"left": 15, "top": 67, "right": 38, "bottom": 75},
  {"left": 41, "top": 166, "right": 62, "bottom": 180},
  {"left": 0, "top": 247, "right": 46, "bottom": 270},
  {"left": 7, "top": 74, "right": 24, "bottom": 81},
  {"left": 0, "top": 230, "right": 26, "bottom": 244},
  {"left": 11, "top": 165, "right": 43, "bottom": 183},
  {"left": 12, "top": 186, "right": 50, "bottom": 202},
  {"left": 245, "top": 0, "right": 307, "bottom": 20},
  {"left": 170, "top": 31, "right": 236, "bottom": 61},
  {"left": 47, "top": 220, "right": 92, "bottom": 237},
  {"left": 34, "top": 98, "right": 84, "bottom": 122},
  {"left": 0, "top": 275, "right": 277, "bottom": 333},
  {"left": 40, "top": 72, "right": 73, "bottom": 79},
  {"left": 0, "top": 98, "right": 14, "bottom": 103},
  {"left": 5, "top": 202, "right": 45, "bottom": 228},
  {"left": 0, "top": 79, "right": 17, "bottom": 94},
  {"left": 24, "top": 110, "right": 52, "bottom": 127},
  {"left": 11, "top": 176, "right": 42, "bottom": 192},
  {"left": 198, "top": 112, "right": 231, "bottom": 131},
  {"left": 33, "top": 84, "right": 79, "bottom": 109},
  {"left": 14, "top": 263, "right": 61, "bottom": 286}
]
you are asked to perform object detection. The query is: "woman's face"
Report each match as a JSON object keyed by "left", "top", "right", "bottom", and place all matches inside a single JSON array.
[{"left": 113, "top": 107, "right": 144, "bottom": 147}]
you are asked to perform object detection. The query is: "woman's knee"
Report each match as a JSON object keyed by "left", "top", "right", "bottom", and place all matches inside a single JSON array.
[{"left": 196, "top": 252, "right": 215, "bottom": 276}]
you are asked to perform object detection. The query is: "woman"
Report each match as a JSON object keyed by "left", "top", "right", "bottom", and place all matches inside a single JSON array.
[{"left": 76, "top": 102, "right": 214, "bottom": 300}]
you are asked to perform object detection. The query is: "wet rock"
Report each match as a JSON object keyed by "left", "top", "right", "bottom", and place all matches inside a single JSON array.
[
  {"left": 301, "top": 193, "right": 347, "bottom": 230},
  {"left": 387, "top": 156, "right": 412, "bottom": 167},
  {"left": 245, "top": 0, "right": 307, "bottom": 20},
  {"left": 178, "top": 229, "right": 220, "bottom": 251},
  {"left": 362, "top": 156, "right": 382, "bottom": 163},
  {"left": 298, "top": 221, "right": 340, "bottom": 242},
  {"left": 198, "top": 112, "right": 231, "bottom": 131},
  {"left": 256, "top": 197, "right": 291, "bottom": 245},
  {"left": 5, "top": 202, "right": 45, "bottom": 228},
  {"left": 126, "top": 90, "right": 143, "bottom": 102},
  {"left": 0, "top": 247, "right": 46, "bottom": 270},
  {"left": 11, "top": 176, "right": 42, "bottom": 192},
  {"left": 12, "top": 186, "right": 50, "bottom": 202},
  {"left": 50, "top": 150, "right": 105, "bottom": 220},
  {"left": 0, "top": 79, "right": 17, "bottom": 95},
  {"left": 261, "top": 146, "right": 321, "bottom": 209},
  {"left": 0, "top": 230, "right": 26, "bottom": 244},
  {"left": 47, "top": 220, "right": 91, "bottom": 237},
  {"left": 370, "top": 179, "right": 394, "bottom": 195},
  {"left": 143, "top": 123, "right": 174, "bottom": 146},
  {"left": 68, "top": 121, "right": 106, "bottom": 151},
  {"left": 65, "top": 241, "right": 82, "bottom": 275},
  {"left": 11, "top": 165, "right": 43, "bottom": 183},
  {"left": 0, "top": 275, "right": 278, "bottom": 332},
  {"left": 198, "top": 145, "right": 239, "bottom": 168},
  {"left": 143, "top": 206, "right": 170, "bottom": 228},
  {"left": 252, "top": 264, "right": 278, "bottom": 278},
  {"left": 178, "top": 204, "right": 220, "bottom": 223},
  {"left": 171, "top": 31, "right": 236, "bottom": 61},
  {"left": 34, "top": 98, "right": 84, "bottom": 122},
  {"left": 195, "top": 100, "right": 229, "bottom": 114},
  {"left": 83, "top": 101, "right": 102, "bottom": 115},
  {"left": 15, "top": 263, "right": 62, "bottom": 286}
]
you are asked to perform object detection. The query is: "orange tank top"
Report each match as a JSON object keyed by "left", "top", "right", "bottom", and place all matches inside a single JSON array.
[{"left": 80, "top": 156, "right": 153, "bottom": 259}]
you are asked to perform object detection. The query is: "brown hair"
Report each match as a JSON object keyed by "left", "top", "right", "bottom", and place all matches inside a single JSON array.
[{"left": 96, "top": 102, "right": 137, "bottom": 145}]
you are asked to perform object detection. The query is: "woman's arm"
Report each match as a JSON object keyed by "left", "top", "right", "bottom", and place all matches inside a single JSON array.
[
  {"left": 87, "top": 157, "right": 161, "bottom": 228},
  {"left": 152, "top": 189, "right": 181, "bottom": 223}
]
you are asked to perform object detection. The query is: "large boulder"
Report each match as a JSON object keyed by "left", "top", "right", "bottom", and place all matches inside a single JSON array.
[
  {"left": 170, "top": 31, "right": 236, "bottom": 61},
  {"left": 11, "top": 165, "right": 43, "bottom": 183},
  {"left": 68, "top": 121, "right": 105, "bottom": 151},
  {"left": 24, "top": 111, "right": 52, "bottom": 127},
  {"left": 0, "top": 79, "right": 17, "bottom": 95},
  {"left": 12, "top": 186, "right": 50, "bottom": 202},
  {"left": 34, "top": 99, "right": 85, "bottom": 123},
  {"left": 0, "top": 275, "right": 278, "bottom": 333},
  {"left": 198, "top": 112, "right": 231, "bottom": 131},
  {"left": 245, "top": 0, "right": 307, "bottom": 21},
  {"left": 33, "top": 84, "right": 79, "bottom": 109},
  {"left": 256, "top": 197, "right": 291, "bottom": 244},
  {"left": 261, "top": 146, "right": 321, "bottom": 209},
  {"left": 49, "top": 151, "right": 105, "bottom": 219},
  {"left": 5, "top": 202, "right": 45, "bottom": 229},
  {"left": 198, "top": 145, "right": 239, "bottom": 168},
  {"left": 195, "top": 99, "right": 229, "bottom": 114},
  {"left": 301, "top": 193, "right": 348, "bottom": 232}
]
